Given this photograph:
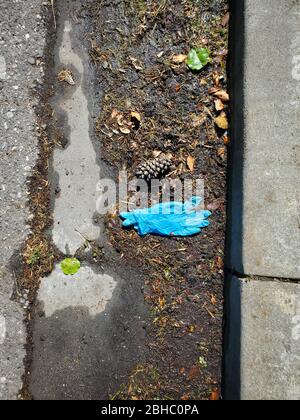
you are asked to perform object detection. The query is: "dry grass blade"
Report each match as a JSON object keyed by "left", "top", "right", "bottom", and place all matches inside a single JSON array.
[{"left": 51, "top": 0, "right": 57, "bottom": 29}]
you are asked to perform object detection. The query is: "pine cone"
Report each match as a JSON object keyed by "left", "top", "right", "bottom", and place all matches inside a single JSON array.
[{"left": 135, "top": 156, "right": 172, "bottom": 182}]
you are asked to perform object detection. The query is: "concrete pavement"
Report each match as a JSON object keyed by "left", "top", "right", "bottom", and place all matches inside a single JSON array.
[{"left": 225, "top": 0, "right": 300, "bottom": 400}]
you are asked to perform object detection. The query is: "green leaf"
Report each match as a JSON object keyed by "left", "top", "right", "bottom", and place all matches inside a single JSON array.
[
  {"left": 61, "top": 258, "right": 81, "bottom": 275},
  {"left": 187, "top": 48, "right": 211, "bottom": 71}
]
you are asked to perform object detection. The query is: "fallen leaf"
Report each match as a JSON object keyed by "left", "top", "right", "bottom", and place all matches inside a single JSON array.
[
  {"left": 223, "top": 134, "right": 230, "bottom": 145},
  {"left": 222, "top": 12, "right": 230, "bottom": 26},
  {"left": 210, "top": 389, "right": 220, "bottom": 400},
  {"left": 215, "top": 115, "right": 228, "bottom": 130},
  {"left": 187, "top": 156, "right": 196, "bottom": 171},
  {"left": 212, "top": 89, "right": 230, "bottom": 102},
  {"left": 207, "top": 199, "right": 223, "bottom": 211},
  {"left": 158, "top": 296, "right": 166, "bottom": 309},
  {"left": 157, "top": 51, "right": 164, "bottom": 58},
  {"left": 187, "top": 325, "right": 196, "bottom": 333},
  {"left": 181, "top": 394, "right": 190, "bottom": 401},
  {"left": 187, "top": 48, "right": 211, "bottom": 71},
  {"left": 111, "top": 109, "right": 119, "bottom": 120},
  {"left": 198, "top": 357, "right": 208, "bottom": 368},
  {"left": 214, "top": 99, "right": 224, "bottom": 111},
  {"left": 172, "top": 54, "right": 187, "bottom": 64},
  {"left": 188, "top": 365, "right": 199, "bottom": 381},
  {"left": 131, "top": 111, "right": 141, "bottom": 122},
  {"left": 179, "top": 367, "right": 186, "bottom": 375},
  {"left": 129, "top": 56, "right": 143, "bottom": 71},
  {"left": 175, "top": 84, "right": 181, "bottom": 92},
  {"left": 153, "top": 150, "right": 162, "bottom": 158},
  {"left": 191, "top": 114, "right": 207, "bottom": 128},
  {"left": 117, "top": 114, "right": 124, "bottom": 126},
  {"left": 217, "top": 147, "right": 226, "bottom": 159},
  {"left": 120, "top": 127, "right": 131, "bottom": 135},
  {"left": 216, "top": 256, "right": 223, "bottom": 269},
  {"left": 212, "top": 72, "right": 221, "bottom": 87},
  {"left": 61, "top": 258, "right": 81, "bottom": 275},
  {"left": 57, "top": 69, "right": 75, "bottom": 85},
  {"left": 211, "top": 294, "right": 217, "bottom": 305}
]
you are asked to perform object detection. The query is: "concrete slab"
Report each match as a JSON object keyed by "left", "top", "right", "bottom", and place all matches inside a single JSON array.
[
  {"left": 37, "top": 264, "right": 117, "bottom": 317},
  {"left": 30, "top": 265, "right": 148, "bottom": 400},
  {"left": 228, "top": 0, "right": 300, "bottom": 279},
  {"left": 224, "top": 276, "right": 300, "bottom": 400},
  {"left": 52, "top": 19, "right": 102, "bottom": 255}
]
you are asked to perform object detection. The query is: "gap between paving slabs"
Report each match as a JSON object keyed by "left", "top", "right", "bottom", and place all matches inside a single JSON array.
[
  {"left": 17, "top": 0, "right": 230, "bottom": 400},
  {"left": 88, "top": 0, "right": 229, "bottom": 400}
]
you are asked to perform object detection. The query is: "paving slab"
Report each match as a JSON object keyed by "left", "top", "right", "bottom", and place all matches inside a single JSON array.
[
  {"left": 29, "top": 4, "right": 149, "bottom": 399},
  {"left": 52, "top": 19, "right": 102, "bottom": 255},
  {"left": 224, "top": 276, "right": 300, "bottom": 400},
  {"left": 229, "top": 0, "right": 300, "bottom": 279}
]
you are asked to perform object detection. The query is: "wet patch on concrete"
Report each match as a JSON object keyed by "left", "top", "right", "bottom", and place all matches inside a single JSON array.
[{"left": 29, "top": 0, "right": 149, "bottom": 400}]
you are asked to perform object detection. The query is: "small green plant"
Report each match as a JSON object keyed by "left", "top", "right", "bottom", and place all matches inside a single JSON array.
[
  {"left": 26, "top": 247, "right": 42, "bottom": 266},
  {"left": 198, "top": 356, "right": 208, "bottom": 368},
  {"left": 61, "top": 258, "right": 81, "bottom": 275},
  {"left": 187, "top": 47, "right": 211, "bottom": 71}
]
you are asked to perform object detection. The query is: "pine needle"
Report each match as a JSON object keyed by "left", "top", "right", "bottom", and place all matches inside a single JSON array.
[{"left": 51, "top": 0, "right": 56, "bottom": 29}]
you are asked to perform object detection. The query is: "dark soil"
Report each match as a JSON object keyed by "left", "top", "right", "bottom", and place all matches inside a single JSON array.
[{"left": 87, "top": 0, "right": 229, "bottom": 400}]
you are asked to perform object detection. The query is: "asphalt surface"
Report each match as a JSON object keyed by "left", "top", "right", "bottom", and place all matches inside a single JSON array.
[{"left": 0, "top": 0, "right": 48, "bottom": 400}]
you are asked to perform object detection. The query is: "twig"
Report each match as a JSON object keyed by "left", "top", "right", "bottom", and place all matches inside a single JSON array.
[{"left": 51, "top": 0, "right": 56, "bottom": 30}]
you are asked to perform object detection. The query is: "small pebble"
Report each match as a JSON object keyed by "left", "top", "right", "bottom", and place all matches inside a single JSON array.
[{"left": 27, "top": 57, "right": 36, "bottom": 66}]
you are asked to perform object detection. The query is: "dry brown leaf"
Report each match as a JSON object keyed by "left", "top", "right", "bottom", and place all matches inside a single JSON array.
[
  {"left": 217, "top": 147, "right": 226, "bottom": 159},
  {"left": 210, "top": 389, "right": 220, "bottom": 400},
  {"left": 222, "top": 12, "right": 230, "bottom": 26},
  {"left": 120, "top": 127, "right": 131, "bottom": 135},
  {"left": 214, "top": 99, "right": 224, "bottom": 111},
  {"left": 129, "top": 56, "right": 143, "bottom": 71},
  {"left": 212, "top": 72, "right": 221, "bottom": 87},
  {"left": 153, "top": 150, "right": 162, "bottom": 158},
  {"left": 215, "top": 115, "right": 228, "bottom": 130},
  {"left": 216, "top": 256, "right": 223, "bottom": 269},
  {"left": 188, "top": 366, "right": 199, "bottom": 381},
  {"left": 223, "top": 134, "right": 230, "bottom": 145},
  {"left": 191, "top": 114, "right": 207, "bottom": 128},
  {"left": 172, "top": 54, "right": 187, "bottom": 64},
  {"left": 111, "top": 109, "right": 119, "bottom": 120},
  {"left": 187, "top": 156, "right": 196, "bottom": 172},
  {"left": 213, "top": 89, "right": 230, "bottom": 102},
  {"left": 207, "top": 199, "right": 223, "bottom": 211},
  {"left": 187, "top": 325, "right": 196, "bottom": 333},
  {"left": 116, "top": 115, "right": 124, "bottom": 126},
  {"left": 175, "top": 84, "right": 181, "bottom": 92},
  {"left": 158, "top": 296, "right": 166, "bottom": 309},
  {"left": 211, "top": 294, "right": 217, "bottom": 305},
  {"left": 57, "top": 69, "right": 75, "bottom": 85},
  {"left": 131, "top": 111, "right": 141, "bottom": 122}
]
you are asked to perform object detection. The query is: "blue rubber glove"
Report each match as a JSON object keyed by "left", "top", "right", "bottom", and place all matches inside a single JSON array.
[{"left": 120, "top": 197, "right": 211, "bottom": 237}]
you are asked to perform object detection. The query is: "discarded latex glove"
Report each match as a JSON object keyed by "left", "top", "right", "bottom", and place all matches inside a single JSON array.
[{"left": 120, "top": 196, "right": 211, "bottom": 237}]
